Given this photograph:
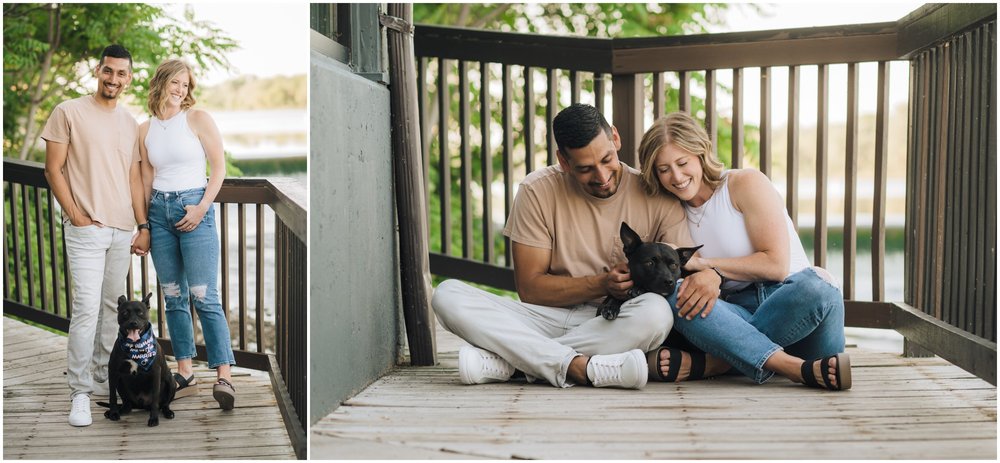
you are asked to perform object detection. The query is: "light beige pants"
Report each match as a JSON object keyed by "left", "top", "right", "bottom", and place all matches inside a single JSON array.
[{"left": 432, "top": 279, "right": 673, "bottom": 387}]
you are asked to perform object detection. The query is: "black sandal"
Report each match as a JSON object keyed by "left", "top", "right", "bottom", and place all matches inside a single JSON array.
[
  {"left": 648, "top": 347, "right": 705, "bottom": 382},
  {"left": 173, "top": 372, "right": 198, "bottom": 399},
  {"left": 801, "top": 353, "right": 852, "bottom": 391}
]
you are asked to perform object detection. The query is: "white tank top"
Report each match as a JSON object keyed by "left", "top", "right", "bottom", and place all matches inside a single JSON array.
[
  {"left": 145, "top": 111, "right": 208, "bottom": 191},
  {"left": 685, "top": 173, "right": 810, "bottom": 291}
]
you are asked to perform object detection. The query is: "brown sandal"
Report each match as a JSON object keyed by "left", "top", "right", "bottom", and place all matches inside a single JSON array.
[{"left": 213, "top": 378, "right": 236, "bottom": 410}]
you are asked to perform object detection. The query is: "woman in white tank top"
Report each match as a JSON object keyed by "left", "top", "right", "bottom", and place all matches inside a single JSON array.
[
  {"left": 635, "top": 112, "right": 851, "bottom": 391},
  {"left": 135, "top": 59, "right": 236, "bottom": 410}
]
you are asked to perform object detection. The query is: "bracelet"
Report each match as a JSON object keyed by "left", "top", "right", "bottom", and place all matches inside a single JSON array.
[{"left": 711, "top": 267, "right": 726, "bottom": 283}]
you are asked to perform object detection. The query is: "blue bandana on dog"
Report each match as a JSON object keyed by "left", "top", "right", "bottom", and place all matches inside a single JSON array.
[{"left": 119, "top": 325, "right": 157, "bottom": 372}]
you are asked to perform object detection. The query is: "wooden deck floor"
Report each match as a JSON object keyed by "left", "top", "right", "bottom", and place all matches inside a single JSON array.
[
  {"left": 312, "top": 326, "right": 997, "bottom": 459},
  {"left": 3, "top": 316, "right": 296, "bottom": 460}
]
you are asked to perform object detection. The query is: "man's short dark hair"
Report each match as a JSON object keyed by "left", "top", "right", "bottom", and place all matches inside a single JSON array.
[
  {"left": 552, "top": 103, "right": 613, "bottom": 156},
  {"left": 99, "top": 44, "right": 133, "bottom": 70}
]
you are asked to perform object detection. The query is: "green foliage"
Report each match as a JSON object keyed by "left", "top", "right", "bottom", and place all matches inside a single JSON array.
[
  {"left": 413, "top": 3, "right": 726, "bottom": 36},
  {"left": 197, "top": 74, "right": 307, "bottom": 111},
  {"left": 3, "top": 3, "right": 238, "bottom": 161}
]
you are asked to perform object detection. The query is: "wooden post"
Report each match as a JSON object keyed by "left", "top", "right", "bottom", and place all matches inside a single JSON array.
[
  {"left": 386, "top": 3, "right": 436, "bottom": 365},
  {"left": 612, "top": 74, "right": 643, "bottom": 168}
]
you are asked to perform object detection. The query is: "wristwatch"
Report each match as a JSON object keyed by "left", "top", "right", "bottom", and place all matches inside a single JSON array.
[{"left": 137, "top": 223, "right": 151, "bottom": 231}]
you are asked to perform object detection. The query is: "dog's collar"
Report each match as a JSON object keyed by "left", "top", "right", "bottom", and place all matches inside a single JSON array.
[{"left": 118, "top": 325, "right": 157, "bottom": 372}]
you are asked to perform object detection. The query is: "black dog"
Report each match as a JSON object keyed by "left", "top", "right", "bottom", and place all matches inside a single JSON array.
[
  {"left": 598, "top": 222, "right": 702, "bottom": 320},
  {"left": 103, "top": 293, "right": 176, "bottom": 427}
]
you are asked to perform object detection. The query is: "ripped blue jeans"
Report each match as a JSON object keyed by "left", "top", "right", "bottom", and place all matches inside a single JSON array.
[
  {"left": 149, "top": 188, "right": 235, "bottom": 369},
  {"left": 667, "top": 267, "right": 845, "bottom": 383}
]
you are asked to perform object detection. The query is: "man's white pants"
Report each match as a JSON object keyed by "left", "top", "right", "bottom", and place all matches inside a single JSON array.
[
  {"left": 63, "top": 223, "right": 132, "bottom": 398},
  {"left": 432, "top": 279, "right": 673, "bottom": 387}
]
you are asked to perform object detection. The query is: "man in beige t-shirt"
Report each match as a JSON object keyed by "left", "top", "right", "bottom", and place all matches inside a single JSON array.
[
  {"left": 433, "top": 104, "right": 694, "bottom": 389},
  {"left": 41, "top": 44, "right": 150, "bottom": 427}
]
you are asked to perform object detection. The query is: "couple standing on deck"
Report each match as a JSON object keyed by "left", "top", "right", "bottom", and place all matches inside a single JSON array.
[
  {"left": 433, "top": 103, "right": 851, "bottom": 392},
  {"left": 42, "top": 44, "right": 236, "bottom": 427}
]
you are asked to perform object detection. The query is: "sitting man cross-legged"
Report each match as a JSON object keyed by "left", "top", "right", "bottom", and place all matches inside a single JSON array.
[{"left": 432, "top": 103, "right": 694, "bottom": 389}]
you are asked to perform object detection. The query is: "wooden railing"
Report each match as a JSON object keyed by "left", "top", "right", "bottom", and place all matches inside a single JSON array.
[
  {"left": 411, "top": 4, "right": 996, "bottom": 383},
  {"left": 3, "top": 158, "right": 307, "bottom": 458}
]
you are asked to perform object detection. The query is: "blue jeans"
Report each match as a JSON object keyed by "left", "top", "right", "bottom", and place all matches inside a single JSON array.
[
  {"left": 667, "top": 267, "right": 845, "bottom": 383},
  {"left": 149, "top": 188, "right": 235, "bottom": 369}
]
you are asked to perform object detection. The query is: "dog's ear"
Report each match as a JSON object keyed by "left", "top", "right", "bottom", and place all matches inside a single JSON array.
[
  {"left": 675, "top": 244, "right": 704, "bottom": 265},
  {"left": 142, "top": 292, "right": 153, "bottom": 306},
  {"left": 117, "top": 295, "right": 128, "bottom": 307},
  {"left": 620, "top": 222, "right": 642, "bottom": 255}
]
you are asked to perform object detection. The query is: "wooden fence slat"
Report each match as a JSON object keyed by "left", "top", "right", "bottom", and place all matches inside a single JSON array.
[
  {"left": 760, "top": 67, "right": 771, "bottom": 178},
  {"left": 570, "top": 70, "right": 581, "bottom": 105},
  {"left": 238, "top": 203, "right": 247, "bottom": 351},
  {"left": 844, "top": 62, "right": 859, "bottom": 300},
  {"left": 653, "top": 72, "right": 665, "bottom": 120},
  {"left": 502, "top": 64, "right": 514, "bottom": 266},
  {"left": 546, "top": 68, "right": 557, "bottom": 166},
  {"left": 705, "top": 70, "right": 718, "bottom": 157},
  {"left": 594, "top": 73, "right": 606, "bottom": 114},
  {"left": 786, "top": 65, "right": 800, "bottom": 228},
  {"left": 524, "top": 66, "right": 535, "bottom": 174},
  {"left": 46, "top": 190, "right": 60, "bottom": 316},
  {"left": 815, "top": 64, "right": 829, "bottom": 268},
  {"left": 967, "top": 28, "right": 981, "bottom": 337},
  {"left": 10, "top": 184, "right": 23, "bottom": 303},
  {"left": 32, "top": 187, "right": 46, "bottom": 311},
  {"left": 932, "top": 47, "right": 949, "bottom": 316},
  {"left": 22, "top": 184, "right": 34, "bottom": 307},
  {"left": 256, "top": 204, "right": 265, "bottom": 352},
  {"left": 481, "top": 61, "right": 494, "bottom": 265},
  {"left": 943, "top": 43, "right": 959, "bottom": 326},
  {"left": 220, "top": 203, "right": 230, "bottom": 325},
  {"left": 873, "top": 61, "right": 890, "bottom": 302},
  {"left": 459, "top": 60, "right": 473, "bottom": 259},
  {"left": 438, "top": 58, "right": 452, "bottom": 255},
  {"left": 418, "top": 57, "right": 431, "bottom": 219},
  {"left": 731, "top": 67, "right": 743, "bottom": 169},
  {"left": 679, "top": 71, "right": 690, "bottom": 113}
]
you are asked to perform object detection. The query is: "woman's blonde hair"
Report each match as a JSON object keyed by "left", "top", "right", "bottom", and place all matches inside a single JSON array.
[
  {"left": 147, "top": 59, "right": 197, "bottom": 119},
  {"left": 637, "top": 111, "right": 726, "bottom": 197}
]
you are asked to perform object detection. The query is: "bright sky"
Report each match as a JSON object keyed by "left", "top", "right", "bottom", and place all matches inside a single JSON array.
[
  {"left": 695, "top": 1, "right": 926, "bottom": 126},
  {"left": 163, "top": 3, "right": 308, "bottom": 86},
  {"left": 712, "top": 2, "right": 925, "bottom": 33}
]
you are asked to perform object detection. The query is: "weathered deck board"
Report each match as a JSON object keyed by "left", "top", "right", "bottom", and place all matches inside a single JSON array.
[
  {"left": 3, "top": 316, "right": 297, "bottom": 460},
  {"left": 313, "top": 326, "right": 996, "bottom": 459}
]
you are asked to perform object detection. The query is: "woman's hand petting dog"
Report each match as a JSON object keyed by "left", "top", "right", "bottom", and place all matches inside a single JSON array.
[{"left": 676, "top": 269, "right": 723, "bottom": 320}]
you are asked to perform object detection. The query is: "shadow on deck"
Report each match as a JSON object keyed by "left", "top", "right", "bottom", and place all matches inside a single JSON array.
[
  {"left": 3, "top": 317, "right": 296, "bottom": 459},
  {"left": 312, "top": 325, "right": 996, "bottom": 459}
]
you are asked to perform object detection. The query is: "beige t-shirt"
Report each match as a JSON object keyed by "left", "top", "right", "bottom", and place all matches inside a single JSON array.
[
  {"left": 503, "top": 163, "right": 693, "bottom": 302},
  {"left": 40, "top": 95, "right": 139, "bottom": 231}
]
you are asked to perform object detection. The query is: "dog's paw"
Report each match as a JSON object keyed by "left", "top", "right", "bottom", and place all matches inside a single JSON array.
[
  {"left": 105, "top": 410, "right": 120, "bottom": 421},
  {"left": 597, "top": 297, "right": 623, "bottom": 321},
  {"left": 147, "top": 416, "right": 159, "bottom": 427},
  {"left": 162, "top": 408, "right": 175, "bottom": 419}
]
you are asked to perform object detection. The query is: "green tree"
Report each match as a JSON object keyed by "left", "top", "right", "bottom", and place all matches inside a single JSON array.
[
  {"left": 414, "top": 3, "right": 728, "bottom": 36},
  {"left": 3, "top": 3, "right": 238, "bottom": 161}
]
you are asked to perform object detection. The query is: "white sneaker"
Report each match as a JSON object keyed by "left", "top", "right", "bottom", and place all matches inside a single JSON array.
[
  {"left": 458, "top": 345, "right": 514, "bottom": 385},
  {"left": 586, "top": 349, "right": 648, "bottom": 389},
  {"left": 68, "top": 394, "right": 92, "bottom": 427}
]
